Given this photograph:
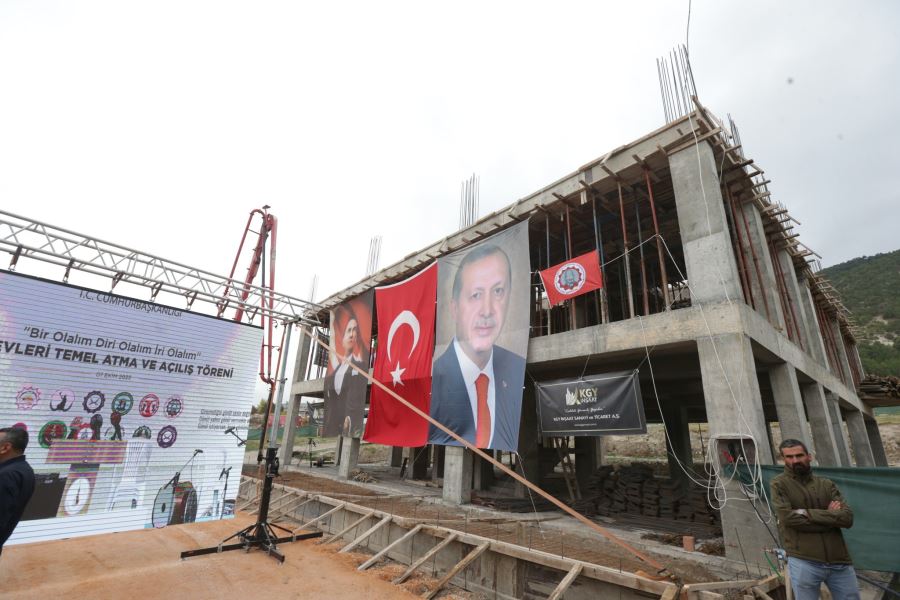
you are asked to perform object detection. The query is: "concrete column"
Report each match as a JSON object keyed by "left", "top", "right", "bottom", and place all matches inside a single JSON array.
[
  {"left": 432, "top": 445, "right": 445, "bottom": 481},
  {"left": 797, "top": 275, "right": 828, "bottom": 365},
  {"left": 740, "top": 202, "right": 786, "bottom": 332},
  {"left": 574, "top": 437, "right": 605, "bottom": 491},
  {"left": 335, "top": 434, "right": 344, "bottom": 465},
  {"left": 774, "top": 249, "right": 813, "bottom": 350},
  {"left": 408, "top": 445, "right": 429, "bottom": 480},
  {"left": 697, "top": 333, "right": 772, "bottom": 563},
  {"left": 828, "top": 319, "right": 854, "bottom": 387},
  {"left": 844, "top": 410, "right": 875, "bottom": 467},
  {"left": 825, "top": 393, "right": 851, "bottom": 466},
  {"left": 515, "top": 384, "right": 541, "bottom": 498},
  {"left": 278, "top": 394, "right": 302, "bottom": 465},
  {"left": 864, "top": 417, "right": 889, "bottom": 466},
  {"left": 443, "top": 446, "right": 473, "bottom": 504},
  {"left": 768, "top": 363, "right": 813, "bottom": 451},
  {"left": 279, "top": 325, "right": 315, "bottom": 464},
  {"left": 661, "top": 401, "right": 693, "bottom": 486},
  {"left": 337, "top": 436, "right": 360, "bottom": 479},
  {"left": 474, "top": 451, "right": 495, "bottom": 491},
  {"left": 697, "top": 334, "right": 772, "bottom": 461},
  {"left": 800, "top": 383, "right": 839, "bottom": 465},
  {"left": 850, "top": 343, "right": 866, "bottom": 380},
  {"left": 669, "top": 141, "right": 743, "bottom": 304},
  {"left": 390, "top": 446, "right": 403, "bottom": 468}
]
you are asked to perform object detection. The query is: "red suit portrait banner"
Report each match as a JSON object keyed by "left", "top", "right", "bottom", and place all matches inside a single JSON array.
[{"left": 363, "top": 263, "right": 437, "bottom": 447}]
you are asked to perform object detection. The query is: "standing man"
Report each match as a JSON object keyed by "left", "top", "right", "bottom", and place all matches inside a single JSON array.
[
  {"left": 771, "top": 439, "right": 859, "bottom": 600},
  {"left": 0, "top": 427, "right": 36, "bottom": 556},
  {"left": 429, "top": 244, "right": 526, "bottom": 451}
]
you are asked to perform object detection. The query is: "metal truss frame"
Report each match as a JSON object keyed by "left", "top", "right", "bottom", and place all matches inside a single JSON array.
[{"left": 0, "top": 210, "right": 321, "bottom": 326}]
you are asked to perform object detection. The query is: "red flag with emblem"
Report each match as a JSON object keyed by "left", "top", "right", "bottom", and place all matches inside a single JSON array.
[
  {"left": 539, "top": 249, "right": 603, "bottom": 306},
  {"left": 363, "top": 263, "right": 437, "bottom": 447}
]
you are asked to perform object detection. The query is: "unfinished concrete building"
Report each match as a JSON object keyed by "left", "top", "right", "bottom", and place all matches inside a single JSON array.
[{"left": 279, "top": 99, "right": 889, "bottom": 564}]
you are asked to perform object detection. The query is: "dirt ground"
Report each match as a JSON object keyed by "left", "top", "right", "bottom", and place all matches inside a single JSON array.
[{"left": 0, "top": 513, "right": 431, "bottom": 600}]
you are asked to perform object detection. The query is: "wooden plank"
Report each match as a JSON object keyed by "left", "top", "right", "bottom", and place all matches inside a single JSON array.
[
  {"left": 292, "top": 501, "right": 345, "bottom": 534},
  {"left": 547, "top": 563, "right": 583, "bottom": 600},
  {"left": 272, "top": 496, "right": 314, "bottom": 520},
  {"left": 295, "top": 493, "right": 675, "bottom": 596},
  {"left": 339, "top": 515, "right": 392, "bottom": 553},
  {"left": 358, "top": 524, "right": 423, "bottom": 571},
  {"left": 681, "top": 580, "right": 760, "bottom": 593},
  {"left": 394, "top": 533, "right": 459, "bottom": 584},
  {"left": 751, "top": 588, "right": 775, "bottom": 600},
  {"left": 418, "top": 525, "right": 674, "bottom": 596},
  {"left": 423, "top": 541, "right": 490, "bottom": 600},
  {"left": 252, "top": 490, "right": 302, "bottom": 515},
  {"left": 318, "top": 510, "right": 376, "bottom": 545},
  {"left": 659, "top": 587, "right": 680, "bottom": 600}
]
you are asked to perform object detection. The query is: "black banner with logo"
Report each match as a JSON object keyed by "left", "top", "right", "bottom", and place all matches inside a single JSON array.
[{"left": 535, "top": 371, "right": 646, "bottom": 436}]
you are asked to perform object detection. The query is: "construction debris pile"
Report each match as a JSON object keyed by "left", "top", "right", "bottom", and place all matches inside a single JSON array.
[
  {"left": 859, "top": 375, "right": 900, "bottom": 400},
  {"left": 585, "top": 465, "right": 721, "bottom": 529}
]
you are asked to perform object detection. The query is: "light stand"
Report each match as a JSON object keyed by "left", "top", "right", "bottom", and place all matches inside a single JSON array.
[{"left": 181, "top": 322, "right": 322, "bottom": 563}]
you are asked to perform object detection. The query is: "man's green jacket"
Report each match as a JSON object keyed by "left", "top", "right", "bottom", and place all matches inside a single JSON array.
[{"left": 770, "top": 467, "right": 853, "bottom": 564}]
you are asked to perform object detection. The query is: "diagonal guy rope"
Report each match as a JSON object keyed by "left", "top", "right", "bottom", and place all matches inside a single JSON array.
[{"left": 297, "top": 325, "right": 669, "bottom": 576}]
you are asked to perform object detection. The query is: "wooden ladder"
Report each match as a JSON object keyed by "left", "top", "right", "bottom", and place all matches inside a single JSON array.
[{"left": 552, "top": 437, "right": 581, "bottom": 501}]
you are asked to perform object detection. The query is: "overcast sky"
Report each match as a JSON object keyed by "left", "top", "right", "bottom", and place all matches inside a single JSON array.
[{"left": 2, "top": 1, "right": 898, "bottom": 307}]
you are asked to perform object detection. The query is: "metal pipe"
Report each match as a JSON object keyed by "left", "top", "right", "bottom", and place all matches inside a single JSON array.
[
  {"left": 735, "top": 194, "right": 772, "bottom": 322},
  {"left": 815, "top": 303, "right": 845, "bottom": 383},
  {"left": 769, "top": 239, "right": 805, "bottom": 350},
  {"left": 545, "top": 213, "right": 552, "bottom": 335},
  {"left": 724, "top": 186, "right": 755, "bottom": 309},
  {"left": 643, "top": 169, "right": 670, "bottom": 310},
  {"left": 590, "top": 194, "right": 609, "bottom": 324},
  {"left": 634, "top": 201, "right": 649, "bottom": 316},
  {"left": 768, "top": 238, "right": 798, "bottom": 345},
  {"left": 617, "top": 182, "right": 635, "bottom": 319},
  {"left": 565, "top": 204, "right": 576, "bottom": 329}
]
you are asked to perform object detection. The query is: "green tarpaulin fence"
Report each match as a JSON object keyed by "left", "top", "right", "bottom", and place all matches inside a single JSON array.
[{"left": 739, "top": 465, "right": 900, "bottom": 572}]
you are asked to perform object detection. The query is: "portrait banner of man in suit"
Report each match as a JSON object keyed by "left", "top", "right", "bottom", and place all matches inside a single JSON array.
[
  {"left": 429, "top": 221, "right": 530, "bottom": 452},
  {"left": 323, "top": 290, "right": 373, "bottom": 438}
]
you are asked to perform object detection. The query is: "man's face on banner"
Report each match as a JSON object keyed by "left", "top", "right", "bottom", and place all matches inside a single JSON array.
[
  {"left": 342, "top": 318, "right": 359, "bottom": 356},
  {"left": 452, "top": 251, "right": 510, "bottom": 369}
]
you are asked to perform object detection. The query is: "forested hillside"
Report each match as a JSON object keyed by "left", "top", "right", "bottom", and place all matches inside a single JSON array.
[{"left": 822, "top": 249, "right": 900, "bottom": 377}]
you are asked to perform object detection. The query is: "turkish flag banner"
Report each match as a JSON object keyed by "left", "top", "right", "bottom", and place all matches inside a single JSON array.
[
  {"left": 539, "top": 249, "right": 603, "bottom": 306},
  {"left": 363, "top": 263, "right": 437, "bottom": 447}
]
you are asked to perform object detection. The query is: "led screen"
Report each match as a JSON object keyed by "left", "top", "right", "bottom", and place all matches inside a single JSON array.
[{"left": 0, "top": 270, "right": 261, "bottom": 544}]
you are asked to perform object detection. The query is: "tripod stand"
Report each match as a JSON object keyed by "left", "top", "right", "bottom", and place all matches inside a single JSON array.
[
  {"left": 181, "top": 322, "right": 320, "bottom": 563},
  {"left": 180, "top": 447, "right": 322, "bottom": 562}
]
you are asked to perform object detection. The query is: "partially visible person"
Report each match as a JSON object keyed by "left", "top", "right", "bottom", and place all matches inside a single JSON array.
[
  {"left": 770, "top": 439, "right": 859, "bottom": 600},
  {"left": 0, "top": 427, "right": 36, "bottom": 556}
]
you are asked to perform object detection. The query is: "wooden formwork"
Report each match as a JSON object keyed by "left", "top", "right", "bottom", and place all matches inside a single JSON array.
[{"left": 239, "top": 476, "right": 679, "bottom": 600}]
